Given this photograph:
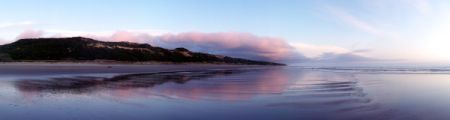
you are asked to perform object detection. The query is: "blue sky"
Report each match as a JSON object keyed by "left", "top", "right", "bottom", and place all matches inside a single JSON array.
[
  {"left": 0, "top": 0, "right": 322, "bottom": 37},
  {"left": 1, "top": 0, "right": 450, "bottom": 63}
]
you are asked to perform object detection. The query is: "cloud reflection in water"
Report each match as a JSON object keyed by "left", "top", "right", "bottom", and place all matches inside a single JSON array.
[{"left": 14, "top": 68, "right": 289, "bottom": 101}]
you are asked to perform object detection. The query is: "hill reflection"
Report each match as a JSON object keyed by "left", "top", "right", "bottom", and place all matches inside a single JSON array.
[{"left": 14, "top": 68, "right": 289, "bottom": 101}]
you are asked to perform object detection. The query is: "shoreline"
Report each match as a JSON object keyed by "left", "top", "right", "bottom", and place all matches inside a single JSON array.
[
  {"left": 0, "top": 60, "right": 286, "bottom": 66},
  {"left": 0, "top": 62, "right": 282, "bottom": 75}
]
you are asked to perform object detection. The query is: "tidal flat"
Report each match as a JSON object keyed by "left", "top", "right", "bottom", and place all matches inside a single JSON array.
[{"left": 1, "top": 63, "right": 450, "bottom": 120}]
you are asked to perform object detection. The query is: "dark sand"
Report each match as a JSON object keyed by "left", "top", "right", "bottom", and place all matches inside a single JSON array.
[{"left": 0, "top": 62, "right": 277, "bottom": 75}]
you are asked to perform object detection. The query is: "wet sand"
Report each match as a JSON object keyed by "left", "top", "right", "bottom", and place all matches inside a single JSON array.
[
  {"left": 0, "top": 63, "right": 276, "bottom": 75},
  {"left": 2, "top": 65, "right": 450, "bottom": 119}
]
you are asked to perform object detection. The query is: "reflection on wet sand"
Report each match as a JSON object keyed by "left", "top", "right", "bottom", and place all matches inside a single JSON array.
[
  {"left": 14, "top": 68, "right": 290, "bottom": 101},
  {"left": 5, "top": 67, "right": 450, "bottom": 119},
  {"left": 151, "top": 68, "right": 290, "bottom": 101},
  {"left": 15, "top": 70, "right": 241, "bottom": 96},
  {"left": 11, "top": 67, "right": 392, "bottom": 119}
]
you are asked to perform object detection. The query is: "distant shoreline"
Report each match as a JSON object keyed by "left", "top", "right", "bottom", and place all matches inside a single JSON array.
[
  {"left": 0, "top": 62, "right": 282, "bottom": 75},
  {"left": 0, "top": 60, "right": 284, "bottom": 66}
]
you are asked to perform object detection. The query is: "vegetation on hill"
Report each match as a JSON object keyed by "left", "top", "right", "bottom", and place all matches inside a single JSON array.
[{"left": 0, "top": 37, "right": 284, "bottom": 65}]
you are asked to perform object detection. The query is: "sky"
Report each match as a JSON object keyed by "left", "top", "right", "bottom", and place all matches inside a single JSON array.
[{"left": 1, "top": 0, "right": 450, "bottom": 64}]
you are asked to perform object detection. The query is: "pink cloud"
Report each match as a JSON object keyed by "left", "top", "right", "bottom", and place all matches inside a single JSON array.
[
  {"left": 13, "top": 30, "right": 306, "bottom": 62},
  {"left": 154, "top": 32, "right": 303, "bottom": 61},
  {"left": 108, "top": 31, "right": 153, "bottom": 43},
  {"left": 15, "top": 30, "right": 44, "bottom": 39},
  {"left": 12, "top": 30, "right": 380, "bottom": 63},
  {"left": 0, "top": 38, "right": 6, "bottom": 44}
]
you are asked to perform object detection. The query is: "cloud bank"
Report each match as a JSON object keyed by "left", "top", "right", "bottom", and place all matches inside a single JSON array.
[
  {"left": 16, "top": 30, "right": 44, "bottom": 40},
  {"left": 12, "top": 30, "right": 309, "bottom": 62},
  {"left": 153, "top": 32, "right": 306, "bottom": 62},
  {"left": 292, "top": 42, "right": 351, "bottom": 58},
  {"left": 316, "top": 52, "right": 374, "bottom": 62},
  {"left": 10, "top": 29, "right": 379, "bottom": 63}
]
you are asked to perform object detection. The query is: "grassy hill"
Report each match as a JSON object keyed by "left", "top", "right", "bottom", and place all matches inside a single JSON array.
[{"left": 0, "top": 37, "right": 284, "bottom": 65}]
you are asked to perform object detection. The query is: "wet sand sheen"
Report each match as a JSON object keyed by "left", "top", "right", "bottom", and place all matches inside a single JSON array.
[
  {"left": 0, "top": 63, "right": 276, "bottom": 75},
  {"left": 1, "top": 65, "right": 450, "bottom": 119}
]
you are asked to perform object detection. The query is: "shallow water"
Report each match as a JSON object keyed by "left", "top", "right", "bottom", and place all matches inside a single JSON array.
[{"left": 1, "top": 66, "right": 450, "bottom": 120}]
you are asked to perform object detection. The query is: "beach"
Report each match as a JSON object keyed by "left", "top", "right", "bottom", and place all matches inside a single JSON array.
[
  {"left": 1, "top": 64, "right": 450, "bottom": 119},
  {"left": 0, "top": 62, "right": 275, "bottom": 75}
]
